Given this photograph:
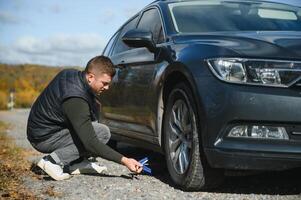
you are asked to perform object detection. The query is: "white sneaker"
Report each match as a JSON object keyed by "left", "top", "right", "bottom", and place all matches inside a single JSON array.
[
  {"left": 37, "top": 157, "right": 71, "bottom": 181},
  {"left": 69, "top": 159, "right": 107, "bottom": 175}
]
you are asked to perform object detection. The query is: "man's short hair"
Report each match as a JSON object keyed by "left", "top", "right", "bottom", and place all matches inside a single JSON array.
[{"left": 85, "top": 56, "right": 116, "bottom": 77}]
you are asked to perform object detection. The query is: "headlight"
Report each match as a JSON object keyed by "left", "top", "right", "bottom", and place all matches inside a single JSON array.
[
  {"left": 228, "top": 125, "right": 289, "bottom": 140},
  {"left": 207, "top": 58, "right": 301, "bottom": 87}
]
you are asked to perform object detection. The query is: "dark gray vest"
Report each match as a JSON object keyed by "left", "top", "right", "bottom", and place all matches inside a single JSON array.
[{"left": 27, "top": 69, "right": 99, "bottom": 142}]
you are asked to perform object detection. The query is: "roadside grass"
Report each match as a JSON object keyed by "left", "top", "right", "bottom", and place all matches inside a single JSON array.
[{"left": 0, "top": 121, "right": 39, "bottom": 199}]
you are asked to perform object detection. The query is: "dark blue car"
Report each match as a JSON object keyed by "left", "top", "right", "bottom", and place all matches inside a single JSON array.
[{"left": 101, "top": 0, "right": 301, "bottom": 190}]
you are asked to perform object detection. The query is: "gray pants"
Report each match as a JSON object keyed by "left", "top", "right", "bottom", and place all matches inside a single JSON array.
[{"left": 30, "top": 122, "right": 111, "bottom": 165}]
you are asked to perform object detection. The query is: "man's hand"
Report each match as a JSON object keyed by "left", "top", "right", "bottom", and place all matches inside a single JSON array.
[{"left": 121, "top": 157, "right": 143, "bottom": 173}]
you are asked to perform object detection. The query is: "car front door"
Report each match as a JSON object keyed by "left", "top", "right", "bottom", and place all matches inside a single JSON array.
[{"left": 103, "top": 8, "right": 165, "bottom": 143}]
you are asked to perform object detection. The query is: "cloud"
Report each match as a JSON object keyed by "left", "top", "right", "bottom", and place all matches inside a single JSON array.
[
  {"left": 0, "top": 34, "right": 106, "bottom": 66},
  {"left": 0, "top": 11, "right": 20, "bottom": 24}
]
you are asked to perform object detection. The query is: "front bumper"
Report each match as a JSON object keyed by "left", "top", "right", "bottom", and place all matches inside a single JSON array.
[
  {"left": 195, "top": 74, "right": 301, "bottom": 170},
  {"left": 205, "top": 148, "right": 301, "bottom": 170}
]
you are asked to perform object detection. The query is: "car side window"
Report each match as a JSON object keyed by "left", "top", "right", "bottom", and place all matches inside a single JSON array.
[
  {"left": 137, "top": 8, "right": 164, "bottom": 44},
  {"left": 111, "top": 16, "right": 139, "bottom": 55},
  {"left": 102, "top": 32, "right": 119, "bottom": 56}
]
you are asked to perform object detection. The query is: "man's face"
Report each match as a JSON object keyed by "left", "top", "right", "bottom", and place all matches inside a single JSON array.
[{"left": 86, "top": 72, "right": 112, "bottom": 95}]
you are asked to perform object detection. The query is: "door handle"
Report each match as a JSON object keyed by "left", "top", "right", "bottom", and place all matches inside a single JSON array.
[{"left": 116, "top": 60, "right": 126, "bottom": 69}]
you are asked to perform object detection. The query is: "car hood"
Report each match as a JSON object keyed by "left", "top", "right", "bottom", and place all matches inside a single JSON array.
[{"left": 172, "top": 31, "right": 301, "bottom": 60}]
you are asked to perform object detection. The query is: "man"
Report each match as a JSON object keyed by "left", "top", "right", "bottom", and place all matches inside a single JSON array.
[{"left": 27, "top": 56, "right": 142, "bottom": 180}]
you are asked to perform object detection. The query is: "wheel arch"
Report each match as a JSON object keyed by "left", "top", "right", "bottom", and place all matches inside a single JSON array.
[{"left": 157, "top": 62, "right": 204, "bottom": 149}]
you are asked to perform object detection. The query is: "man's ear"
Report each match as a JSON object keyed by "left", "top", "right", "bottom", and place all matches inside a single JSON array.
[{"left": 87, "top": 72, "right": 94, "bottom": 84}]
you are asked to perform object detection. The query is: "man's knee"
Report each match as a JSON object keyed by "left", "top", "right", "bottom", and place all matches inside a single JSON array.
[{"left": 92, "top": 122, "right": 111, "bottom": 144}]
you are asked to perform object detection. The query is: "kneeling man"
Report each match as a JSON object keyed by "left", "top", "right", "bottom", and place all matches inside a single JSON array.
[{"left": 27, "top": 56, "right": 142, "bottom": 180}]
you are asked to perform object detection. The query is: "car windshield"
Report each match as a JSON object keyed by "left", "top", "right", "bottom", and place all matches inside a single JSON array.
[{"left": 168, "top": 0, "right": 301, "bottom": 33}]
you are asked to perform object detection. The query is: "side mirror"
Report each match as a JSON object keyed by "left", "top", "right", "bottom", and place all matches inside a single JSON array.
[{"left": 122, "top": 29, "right": 156, "bottom": 53}]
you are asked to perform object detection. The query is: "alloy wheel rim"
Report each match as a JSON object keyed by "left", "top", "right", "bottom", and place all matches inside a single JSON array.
[{"left": 168, "top": 98, "right": 194, "bottom": 174}]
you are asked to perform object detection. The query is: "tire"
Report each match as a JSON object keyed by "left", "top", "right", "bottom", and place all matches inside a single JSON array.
[{"left": 163, "top": 82, "right": 224, "bottom": 190}]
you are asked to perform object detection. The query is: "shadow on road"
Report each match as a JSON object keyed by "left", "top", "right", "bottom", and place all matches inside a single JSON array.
[
  {"left": 116, "top": 142, "right": 301, "bottom": 195},
  {"left": 214, "top": 168, "right": 301, "bottom": 195}
]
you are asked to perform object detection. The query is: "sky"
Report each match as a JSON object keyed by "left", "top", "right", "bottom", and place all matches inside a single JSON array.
[
  {"left": 0, "top": 0, "right": 153, "bottom": 67},
  {"left": 0, "top": 0, "right": 300, "bottom": 67}
]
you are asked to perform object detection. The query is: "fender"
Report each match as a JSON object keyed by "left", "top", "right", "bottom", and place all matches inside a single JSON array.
[{"left": 153, "top": 42, "right": 240, "bottom": 147}]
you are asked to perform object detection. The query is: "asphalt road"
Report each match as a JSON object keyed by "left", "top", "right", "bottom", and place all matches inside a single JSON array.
[{"left": 0, "top": 109, "right": 300, "bottom": 200}]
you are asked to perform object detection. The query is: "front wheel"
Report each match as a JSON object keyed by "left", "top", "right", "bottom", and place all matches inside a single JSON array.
[{"left": 163, "top": 82, "right": 223, "bottom": 190}]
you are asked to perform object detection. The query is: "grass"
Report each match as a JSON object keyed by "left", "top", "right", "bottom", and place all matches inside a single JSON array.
[{"left": 0, "top": 121, "right": 39, "bottom": 199}]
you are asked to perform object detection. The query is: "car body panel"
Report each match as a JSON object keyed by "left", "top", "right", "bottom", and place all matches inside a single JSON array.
[{"left": 172, "top": 31, "right": 301, "bottom": 59}]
